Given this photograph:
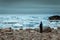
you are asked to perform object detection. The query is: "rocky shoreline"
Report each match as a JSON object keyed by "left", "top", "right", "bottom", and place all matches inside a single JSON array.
[{"left": 0, "top": 27, "right": 60, "bottom": 40}]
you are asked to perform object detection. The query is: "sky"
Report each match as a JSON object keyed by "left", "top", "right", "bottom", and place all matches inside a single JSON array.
[{"left": 0, "top": 0, "right": 60, "bottom": 15}]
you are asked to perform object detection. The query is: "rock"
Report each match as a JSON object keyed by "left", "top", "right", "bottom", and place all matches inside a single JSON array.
[
  {"left": 0, "top": 28, "right": 60, "bottom": 40},
  {"left": 43, "top": 27, "right": 52, "bottom": 33}
]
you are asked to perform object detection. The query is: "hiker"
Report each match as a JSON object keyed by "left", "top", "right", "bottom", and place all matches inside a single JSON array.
[{"left": 39, "top": 21, "right": 43, "bottom": 33}]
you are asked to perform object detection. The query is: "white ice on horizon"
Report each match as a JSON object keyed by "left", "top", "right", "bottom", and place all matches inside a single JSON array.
[{"left": 0, "top": 14, "right": 60, "bottom": 29}]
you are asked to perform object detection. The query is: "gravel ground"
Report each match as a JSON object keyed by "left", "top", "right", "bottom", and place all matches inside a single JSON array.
[{"left": 0, "top": 28, "right": 60, "bottom": 40}]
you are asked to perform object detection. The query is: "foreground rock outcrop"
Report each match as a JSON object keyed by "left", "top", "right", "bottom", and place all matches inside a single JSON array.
[{"left": 0, "top": 27, "right": 60, "bottom": 40}]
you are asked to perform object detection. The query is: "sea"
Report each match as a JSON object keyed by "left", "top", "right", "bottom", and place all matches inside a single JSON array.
[{"left": 0, "top": 14, "right": 60, "bottom": 29}]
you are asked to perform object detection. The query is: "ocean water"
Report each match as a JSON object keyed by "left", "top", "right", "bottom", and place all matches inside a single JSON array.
[{"left": 0, "top": 14, "right": 60, "bottom": 29}]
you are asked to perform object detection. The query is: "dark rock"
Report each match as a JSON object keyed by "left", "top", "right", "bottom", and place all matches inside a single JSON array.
[{"left": 43, "top": 27, "right": 52, "bottom": 33}]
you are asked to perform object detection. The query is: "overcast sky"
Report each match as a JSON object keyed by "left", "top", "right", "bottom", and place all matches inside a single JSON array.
[{"left": 0, "top": 0, "right": 60, "bottom": 15}]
